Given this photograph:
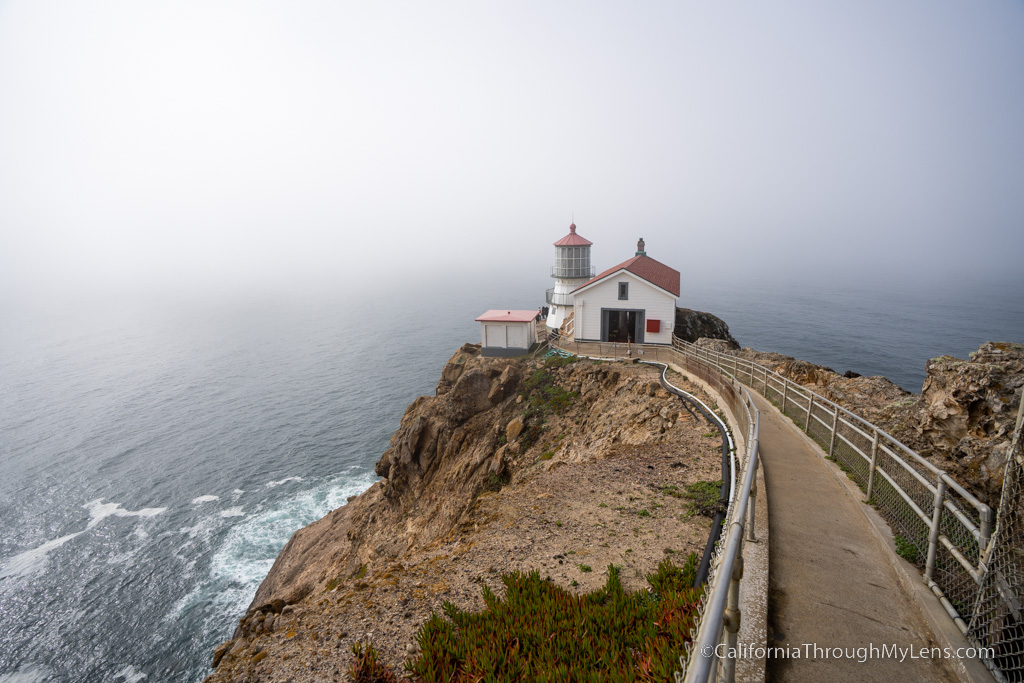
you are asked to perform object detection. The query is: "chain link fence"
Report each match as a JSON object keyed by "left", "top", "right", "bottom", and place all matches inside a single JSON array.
[{"left": 967, "top": 402, "right": 1024, "bottom": 681}]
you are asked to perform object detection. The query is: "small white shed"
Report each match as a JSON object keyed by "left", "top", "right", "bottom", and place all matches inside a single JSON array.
[{"left": 476, "top": 310, "right": 540, "bottom": 357}]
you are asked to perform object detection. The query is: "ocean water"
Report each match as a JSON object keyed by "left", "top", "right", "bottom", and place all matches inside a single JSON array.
[{"left": 0, "top": 274, "right": 1020, "bottom": 681}]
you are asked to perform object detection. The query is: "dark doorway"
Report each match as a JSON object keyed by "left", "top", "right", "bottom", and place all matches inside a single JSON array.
[{"left": 602, "top": 309, "right": 644, "bottom": 343}]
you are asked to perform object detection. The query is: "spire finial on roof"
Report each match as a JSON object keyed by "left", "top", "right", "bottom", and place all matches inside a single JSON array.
[{"left": 636, "top": 237, "right": 646, "bottom": 256}]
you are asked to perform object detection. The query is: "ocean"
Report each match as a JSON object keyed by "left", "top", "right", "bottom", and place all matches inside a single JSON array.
[{"left": 0, "top": 274, "right": 1021, "bottom": 681}]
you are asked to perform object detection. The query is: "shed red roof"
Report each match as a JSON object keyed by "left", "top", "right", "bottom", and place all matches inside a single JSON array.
[
  {"left": 475, "top": 310, "right": 539, "bottom": 323},
  {"left": 553, "top": 222, "right": 592, "bottom": 247},
  {"left": 573, "top": 254, "right": 680, "bottom": 297}
]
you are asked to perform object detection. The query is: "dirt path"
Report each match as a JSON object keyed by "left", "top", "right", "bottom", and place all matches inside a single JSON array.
[{"left": 752, "top": 392, "right": 960, "bottom": 682}]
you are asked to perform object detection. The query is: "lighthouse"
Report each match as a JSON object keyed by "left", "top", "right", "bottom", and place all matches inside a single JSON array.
[{"left": 545, "top": 222, "right": 594, "bottom": 333}]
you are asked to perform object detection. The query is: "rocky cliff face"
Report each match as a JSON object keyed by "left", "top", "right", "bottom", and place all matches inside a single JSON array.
[
  {"left": 205, "top": 344, "right": 725, "bottom": 681},
  {"left": 698, "top": 338, "right": 1024, "bottom": 504},
  {"left": 882, "top": 342, "right": 1024, "bottom": 504},
  {"left": 674, "top": 309, "right": 739, "bottom": 348}
]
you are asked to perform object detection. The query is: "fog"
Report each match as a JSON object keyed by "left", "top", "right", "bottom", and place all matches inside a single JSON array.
[{"left": 1, "top": 1, "right": 1022, "bottom": 303}]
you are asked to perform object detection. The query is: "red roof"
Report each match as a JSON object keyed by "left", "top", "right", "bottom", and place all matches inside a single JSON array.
[
  {"left": 553, "top": 222, "right": 592, "bottom": 247},
  {"left": 476, "top": 310, "right": 539, "bottom": 323},
  {"left": 573, "top": 254, "right": 680, "bottom": 297}
]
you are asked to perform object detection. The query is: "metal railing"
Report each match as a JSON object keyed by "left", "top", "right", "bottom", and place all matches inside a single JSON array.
[
  {"left": 548, "top": 334, "right": 762, "bottom": 682},
  {"left": 550, "top": 265, "right": 595, "bottom": 279},
  {"left": 544, "top": 288, "right": 573, "bottom": 306}
]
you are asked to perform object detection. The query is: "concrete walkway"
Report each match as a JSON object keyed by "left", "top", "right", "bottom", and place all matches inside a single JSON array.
[{"left": 751, "top": 392, "right": 962, "bottom": 682}]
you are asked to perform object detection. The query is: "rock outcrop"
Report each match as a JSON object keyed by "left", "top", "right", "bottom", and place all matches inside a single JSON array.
[
  {"left": 674, "top": 308, "right": 739, "bottom": 348},
  {"left": 206, "top": 346, "right": 726, "bottom": 681},
  {"left": 882, "top": 342, "right": 1024, "bottom": 503}
]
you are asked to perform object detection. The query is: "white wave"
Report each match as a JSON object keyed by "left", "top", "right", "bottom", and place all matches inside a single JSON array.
[
  {"left": 264, "top": 476, "right": 303, "bottom": 488},
  {"left": 232, "top": 489, "right": 245, "bottom": 497},
  {"left": 165, "top": 469, "right": 376, "bottom": 627},
  {"left": 112, "top": 665, "right": 147, "bottom": 682},
  {"left": 0, "top": 499, "right": 167, "bottom": 580},
  {"left": 219, "top": 507, "right": 245, "bottom": 518},
  {"left": 191, "top": 495, "right": 220, "bottom": 505},
  {"left": 0, "top": 665, "right": 51, "bottom": 682},
  {"left": 0, "top": 531, "right": 85, "bottom": 579}
]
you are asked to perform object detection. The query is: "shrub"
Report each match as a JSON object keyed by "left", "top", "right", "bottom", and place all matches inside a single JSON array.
[
  {"left": 349, "top": 642, "right": 400, "bottom": 683},
  {"left": 407, "top": 557, "right": 703, "bottom": 681}
]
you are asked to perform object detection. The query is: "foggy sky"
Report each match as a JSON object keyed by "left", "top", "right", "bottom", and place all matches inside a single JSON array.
[{"left": 1, "top": 1, "right": 1022, "bottom": 300}]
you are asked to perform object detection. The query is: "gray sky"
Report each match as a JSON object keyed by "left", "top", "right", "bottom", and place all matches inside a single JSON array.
[{"left": 1, "top": 1, "right": 1022, "bottom": 300}]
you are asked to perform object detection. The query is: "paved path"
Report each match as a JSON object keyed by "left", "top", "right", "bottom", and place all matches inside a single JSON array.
[{"left": 752, "top": 392, "right": 960, "bottom": 682}]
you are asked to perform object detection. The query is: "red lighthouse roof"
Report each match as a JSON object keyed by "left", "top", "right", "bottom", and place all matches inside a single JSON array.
[{"left": 553, "top": 222, "right": 593, "bottom": 247}]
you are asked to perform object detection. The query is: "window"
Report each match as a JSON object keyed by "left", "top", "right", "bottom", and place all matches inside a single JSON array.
[{"left": 618, "top": 282, "right": 628, "bottom": 300}]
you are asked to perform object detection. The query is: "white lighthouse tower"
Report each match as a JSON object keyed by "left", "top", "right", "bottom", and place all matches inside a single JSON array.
[{"left": 545, "top": 222, "right": 594, "bottom": 333}]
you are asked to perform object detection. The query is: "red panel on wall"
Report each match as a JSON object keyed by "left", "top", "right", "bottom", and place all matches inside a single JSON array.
[{"left": 646, "top": 319, "right": 660, "bottom": 333}]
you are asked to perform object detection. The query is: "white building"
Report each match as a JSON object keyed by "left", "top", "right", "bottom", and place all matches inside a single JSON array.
[
  {"left": 476, "top": 310, "right": 542, "bottom": 357},
  {"left": 545, "top": 222, "right": 594, "bottom": 332},
  {"left": 570, "top": 238, "right": 678, "bottom": 345}
]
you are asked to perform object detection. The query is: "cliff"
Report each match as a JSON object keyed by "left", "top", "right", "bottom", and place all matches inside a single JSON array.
[
  {"left": 206, "top": 345, "right": 727, "bottom": 681},
  {"left": 696, "top": 339, "right": 1024, "bottom": 504},
  {"left": 674, "top": 308, "right": 739, "bottom": 348}
]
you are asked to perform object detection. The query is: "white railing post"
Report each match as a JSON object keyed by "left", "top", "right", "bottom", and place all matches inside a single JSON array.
[
  {"left": 763, "top": 366, "right": 769, "bottom": 395},
  {"left": 781, "top": 379, "right": 788, "bottom": 414},
  {"left": 745, "top": 476, "right": 758, "bottom": 543},
  {"left": 805, "top": 394, "right": 814, "bottom": 432},
  {"left": 828, "top": 404, "right": 839, "bottom": 456},
  {"left": 721, "top": 556, "right": 743, "bottom": 683},
  {"left": 925, "top": 476, "right": 948, "bottom": 582},
  {"left": 865, "top": 430, "right": 880, "bottom": 501}
]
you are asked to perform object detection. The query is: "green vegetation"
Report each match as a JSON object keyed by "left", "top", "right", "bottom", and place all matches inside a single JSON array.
[
  {"left": 349, "top": 642, "right": 400, "bottom": 683},
  {"left": 405, "top": 557, "right": 703, "bottom": 681},
  {"left": 637, "top": 509, "right": 651, "bottom": 518},
  {"left": 485, "top": 470, "right": 510, "bottom": 493},
  {"left": 516, "top": 361, "right": 579, "bottom": 451},
  {"left": 682, "top": 480, "right": 725, "bottom": 518},
  {"left": 894, "top": 535, "right": 919, "bottom": 564},
  {"left": 522, "top": 368, "right": 579, "bottom": 417},
  {"left": 578, "top": 564, "right": 592, "bottom": 573}
]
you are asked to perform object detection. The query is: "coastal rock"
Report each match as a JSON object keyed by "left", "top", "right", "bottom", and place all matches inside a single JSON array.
[
  {"left": 505, "top": 416, "right": 525, "bottom": 442},
  {"left": 889, "top": 342, "right": 1024, "bottom": 503},
  {"left": 674, "top": 308, "right": 740, "bottom": 348},
  {"left": 211, "top": 640, "right": 232, "bottom": 668}
]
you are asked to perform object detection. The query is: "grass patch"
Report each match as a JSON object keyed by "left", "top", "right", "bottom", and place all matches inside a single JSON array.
[
  {"left": 405, "top": 557, "right": 703, "bottom": 681},
  {"left": 578, "top": 564, "right": 592, "bottom": 573},
  {"left": 894, "top": 535, "right": 919, "bottom": 564},
  {"left": 682, "top": 480, "right": 725, "bottom": 518}
]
